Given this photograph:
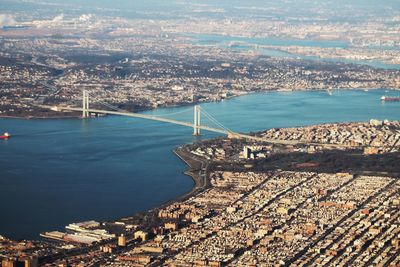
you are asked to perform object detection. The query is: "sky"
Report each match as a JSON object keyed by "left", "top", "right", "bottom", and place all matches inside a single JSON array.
[{"left": 0, "top": 0, "right": 399, "bottom": 23}]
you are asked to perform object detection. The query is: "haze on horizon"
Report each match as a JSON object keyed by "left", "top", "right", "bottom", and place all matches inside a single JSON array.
[{"left": 0, "top": 0, "right": 399, "bottom": 24}]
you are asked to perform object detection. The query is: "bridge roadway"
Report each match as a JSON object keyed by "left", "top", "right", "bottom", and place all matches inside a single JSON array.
[
  {"left": 49, "top": 106, "right": 356, "bottom": 149},
  {"left": 54, "top": 106, "right": 230, "bottom": 134}
]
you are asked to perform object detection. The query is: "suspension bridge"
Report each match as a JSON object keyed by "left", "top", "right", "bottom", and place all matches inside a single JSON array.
[
  {"left": 44, "top": 91, "right": 354, "bottom": 148},
  {"left": 51, "top": 90, "right": 240, "bottom": 137},
  {"left": 46, "top": 90, "right": 269, "bottom": 141}
]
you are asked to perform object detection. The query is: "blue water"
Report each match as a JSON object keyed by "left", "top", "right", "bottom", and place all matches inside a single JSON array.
[
  {"left": 258, "top": 48, "right": 400, "bottom": 70},
  {"left": 188, "top": 33, "right": 349, "bottom": 48},
  {"left": 0, "top": 89, "right": 399, "bottom": 240},
  {"left": 188, "top": 34, "right": 400, "bottom": 70}
]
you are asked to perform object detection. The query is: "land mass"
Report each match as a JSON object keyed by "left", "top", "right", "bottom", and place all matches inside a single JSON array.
[{"left": 1, "top": 120, "right": 399, "bottom": 266}]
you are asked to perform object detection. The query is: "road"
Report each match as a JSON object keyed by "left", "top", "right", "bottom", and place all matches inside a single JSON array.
[{"left": 42, "top": 105, "right": 360, "bottom": 149}]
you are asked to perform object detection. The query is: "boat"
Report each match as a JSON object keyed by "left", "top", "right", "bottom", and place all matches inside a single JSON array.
[
  {"left": 0, "top": 132, "right": 11, "bottom": 139},
  {"left": 381, "top": 96, "right": 400, "bottom": 102}
]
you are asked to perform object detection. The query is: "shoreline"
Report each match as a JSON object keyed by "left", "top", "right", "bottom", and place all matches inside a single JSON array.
[
  {"left": 6, "top": 146, "right": 206, "bottom": 243},
  {"left": 1, "top": 87, "right": 400, "bottom": 242},
  {"left": 0, "top": 115, "right": 82, "bottom": 120},
  {"left": 117, "top": 147, "right": 209, "bottom": 221},
  {"left": 33, "top": 146, "right": 209, "bottom": 265},
  {"left": 172, "top": 147, "right": 210, "bottom": 198},
  {"left": 1, "top": 87, "right": 399, "bottom": 121}
]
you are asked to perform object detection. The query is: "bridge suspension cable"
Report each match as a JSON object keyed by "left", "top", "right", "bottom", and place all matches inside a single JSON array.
[
  {"left": 144, "top": 107, "right": 193, "bottom": 118},
  {"left": 97, "top": 96, "right": 231, "bottom": 134},
  {"left": 98, "top": 101, "right": 126, "bottom": 113},
  {"left": 92, "top": 94, "right": 194, "bottom": 119},
  {"left": 199, "top": 107, "right": 234, "bottom": 134},
  {"left": 46, "top": 91, "right": 361, "bottom": 148},
  {"left": 74, "top": 90, "right": 234, "bottom": 136}
]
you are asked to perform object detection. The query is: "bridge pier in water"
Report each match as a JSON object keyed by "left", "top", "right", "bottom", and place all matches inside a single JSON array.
[
  {"left": 82, "top": 90, "right": 89, "bottom": 118},
  {"left": 193, "top": 105, "right": 201, "bottom": 136}
]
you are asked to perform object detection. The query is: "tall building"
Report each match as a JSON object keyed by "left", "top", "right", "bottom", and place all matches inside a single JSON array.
[
  {"left": 2, "top": 258, "right": 16, "bottom": 267},
  {"left": 243, "top": 146, "right": 251, "bottom": 159},
  {"left": 22, "top": 256, "right": 38, "bottom": 267},
  {"left": 118, "top": 234, "right": 126, "bottom": 247}
]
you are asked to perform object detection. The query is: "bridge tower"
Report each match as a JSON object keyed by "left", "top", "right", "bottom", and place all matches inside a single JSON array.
[
  {"left": 82, "top": 90, "right": 90, "bottom": 118},
  {"left": 193, "top": 105, "right": 201, "bottom": 136}
]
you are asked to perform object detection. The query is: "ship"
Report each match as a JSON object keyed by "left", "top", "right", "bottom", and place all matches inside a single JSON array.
[
  {"left": 381, "top": 96, "right": 400, "bottom": 102},
  {"left": 0, "top": 132, "right": 11, "bottom": 139}
]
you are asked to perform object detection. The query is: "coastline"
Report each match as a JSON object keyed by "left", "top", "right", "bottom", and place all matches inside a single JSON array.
[
  {"left": 76, "top": 146, "right": 210, "bottom": 249},
  {"left": 2, "top": 87, "right": 400, "bottom": 242},
  {"left": 172, "top": 147, "right": 210, "bottom": 200},
  {"left": 118, "top": 146, "right": 209, "bottom": 219},
  {"left": 0, "top": 115, "right": 82, "bottom": 120},
  {"left": 1, "top": 87, "right": 399, "bottom": 121},
  {"left": 33, "top": 146, "right": 206, "bottom": 248}
]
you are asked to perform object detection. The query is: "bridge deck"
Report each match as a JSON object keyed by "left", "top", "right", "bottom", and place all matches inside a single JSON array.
[
  {"left": 54, "top": 106, "right": 230, "bottom": 134},
  {"left": 48, "top": 106, "right": 358, "bottom": 149}
]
